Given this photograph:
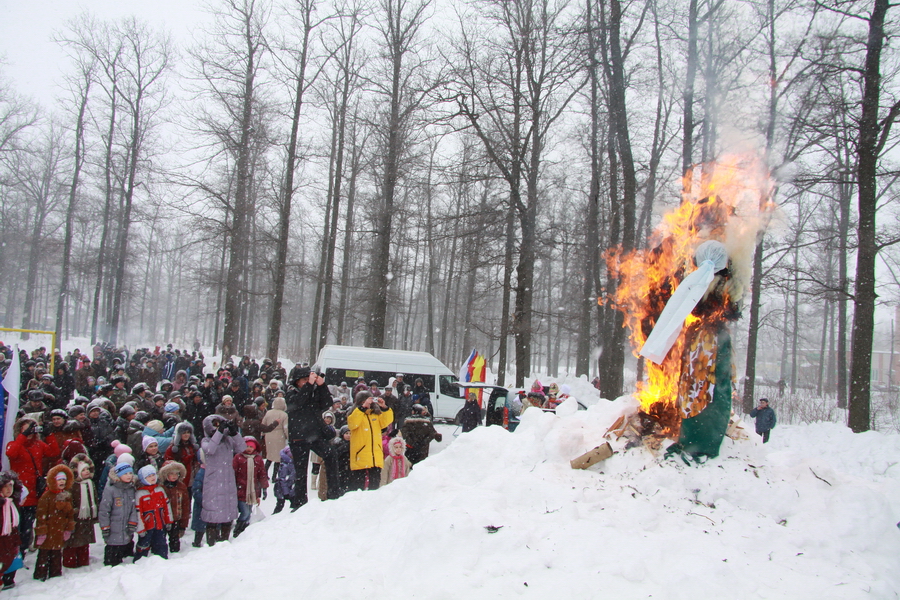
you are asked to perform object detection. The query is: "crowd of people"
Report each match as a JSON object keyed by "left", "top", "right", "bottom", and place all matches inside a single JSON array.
[{"left": 0, "top": 342, "right": 446, "bottom": 585}]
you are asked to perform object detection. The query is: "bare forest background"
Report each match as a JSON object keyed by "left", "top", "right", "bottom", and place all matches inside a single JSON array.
[{"left": 2, "top": 0, "right": 900, "bottom": 432}]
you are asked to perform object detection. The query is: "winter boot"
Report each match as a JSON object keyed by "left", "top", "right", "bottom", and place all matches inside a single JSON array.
[
  {"left": 218, "top": 523, "right": 232, "bottom": 542},
  {"left": 192, "top": 531, "right": 204, "bottom": 548},
  {"left": 205, "top": 525, "right": 218, "bottom": 547},
  {"left": 233, "top": 520, "right": 249, "bottom": 538},
  {"left": 273, "top": 498, "right": 285, "bottom": 514}
]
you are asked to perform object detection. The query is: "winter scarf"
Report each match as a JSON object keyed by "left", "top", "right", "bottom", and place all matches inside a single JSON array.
[
  {"left": 245, "top": 455, "right": 257, "bottom": 505},
  {"left": 77, "top": 480, "right": 98, "bottom": 520},
  {"left": 1, "top": 498, "right": 19, "bottom": 535}
]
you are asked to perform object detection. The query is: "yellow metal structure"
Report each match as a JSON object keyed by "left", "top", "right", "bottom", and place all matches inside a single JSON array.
[{"left": 0, "top": 328, "right": 57, "bottom": 374}]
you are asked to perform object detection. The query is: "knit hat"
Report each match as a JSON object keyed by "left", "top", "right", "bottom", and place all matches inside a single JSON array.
[
  {"left": 68, "top": 405, "right": 86, "bottom": 418},
  {"left": 114, "top": 443, "right": 133, "bottom": 457},
  {"left": 116, "top": 453, "right": 135, "bottom": 467},
  {"left": 145, "top": 420, "right": 164, "bottom": 434},
  {"left": 243, "top": 436, "right": 259, "bottom": 451},
  {"left": 164, "top": 402, "right": 180, "bottom": 413},
  {"left": 142, "top": 436, "right": 159, "bottom": 452},
  {"left": 137, "top": 465, "right": 157, "bottom": 485},
  {"left": 113, "top": 463, "right": 133, "bottom": 477}
]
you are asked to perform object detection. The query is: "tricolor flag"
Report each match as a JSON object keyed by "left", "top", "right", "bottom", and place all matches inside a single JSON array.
[
  {"left": 1, "top": 345, "right": 20, "bottom": 471},
  {"left": 458, "top": 349, "right": 487, "bottom": 406}
]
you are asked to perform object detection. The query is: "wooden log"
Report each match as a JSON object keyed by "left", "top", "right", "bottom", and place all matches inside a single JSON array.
[{"left": 570, "top": 442, "right": 614, "bottom": 469}]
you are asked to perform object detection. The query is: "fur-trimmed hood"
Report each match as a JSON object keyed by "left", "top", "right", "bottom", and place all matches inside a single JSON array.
[
  {"left": 12, "top": 417, "right": 38, "bottom": 437},
  {"left": 388, "top": 435, "right": 406, "bottom": 457},
  {"left": 68, "top": 453, "right": 95, "bottom": 481},
  {"left": 170, "top": 421, "right": 199, "bottom": 453},
  {"left": 45, "top": 464, "right": 75, "bottom": 493},
  {"left": 202, "top": 413, "right": 226, "bottom": 438},
  {"left": 0, "top": 470, "right": 24, "bottom": 506},
  {"left": 158, "top": 460, "right": 187, "bottom": 483}
]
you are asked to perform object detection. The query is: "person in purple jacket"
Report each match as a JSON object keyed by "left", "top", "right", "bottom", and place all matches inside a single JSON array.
[{"left": 199, "top": 414, "right": 246, "bottom": 545}]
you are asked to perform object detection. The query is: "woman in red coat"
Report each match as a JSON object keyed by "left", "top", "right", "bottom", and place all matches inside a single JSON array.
[{"left": 4, "top": 418, "right": 60, "bottom": 553}]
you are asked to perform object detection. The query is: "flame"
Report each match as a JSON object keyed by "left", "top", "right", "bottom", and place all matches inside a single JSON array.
[{"left": 607, "top": 154, "right": 774, "bottom": 436}]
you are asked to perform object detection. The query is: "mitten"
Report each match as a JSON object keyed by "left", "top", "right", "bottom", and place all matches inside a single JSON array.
[
  {"left": 63, "top": 530, "right": 72, "bottom": 542},
  {"left": 217, "top": 419, "right": 228, "bottom": 433},
  {"left": 101, "top": 528, "right": 111, "bottom": 541},
  {"left": 227, "top": 421, "right": 239, "bottom": 436},
  {"left": 126, "top": 521, "right": 137, "bottom": 535}
]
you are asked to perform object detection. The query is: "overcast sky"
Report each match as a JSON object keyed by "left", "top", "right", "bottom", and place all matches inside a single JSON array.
[{"left": 0, "top": 0, "right": 207, "bottom": 108}]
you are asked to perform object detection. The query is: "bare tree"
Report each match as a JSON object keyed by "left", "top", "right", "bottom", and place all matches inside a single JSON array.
[
  {"left": 53, "top": 26, "right": 97, "bottom": 340},
  {"left": 366, "top": 0, "right": 435, "bottom": 348},
  {"left": 190, "top": 0, "right": 270, "bottom": 362}
]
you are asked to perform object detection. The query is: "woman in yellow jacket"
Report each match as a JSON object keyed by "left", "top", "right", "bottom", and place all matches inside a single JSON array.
[{"left": 347, "top": 391, "right": 394, "bottom": 491}]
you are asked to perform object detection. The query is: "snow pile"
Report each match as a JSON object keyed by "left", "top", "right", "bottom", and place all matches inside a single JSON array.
[{"left": 13, "top": 399, "right": 900, "bottom": 599}]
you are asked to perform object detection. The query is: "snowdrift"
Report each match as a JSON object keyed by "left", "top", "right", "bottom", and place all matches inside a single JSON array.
[{"left": 13, "top": 398, "right": 900, "bottom": 599}]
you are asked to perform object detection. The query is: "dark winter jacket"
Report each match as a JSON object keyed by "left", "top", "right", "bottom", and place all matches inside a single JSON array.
[
  {"left": 285, "top": 383, "right": 334, "bottom": 442},
  {"left": 456, "top": 400, "right": 481, "bottom": 433},
  {"left": 401, "top": 416, "right": 443, "bottom": 464},
  {"left": 749, "top": 406, "right": 776, "bottom": 434},
  {"left": 185, "top": 395, "right": 215, "bottom": 432}
]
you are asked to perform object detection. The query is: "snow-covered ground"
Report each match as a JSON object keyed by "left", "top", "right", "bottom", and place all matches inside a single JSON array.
[{"left": 8, "top": 389, "right": 900, "bottom": 599}]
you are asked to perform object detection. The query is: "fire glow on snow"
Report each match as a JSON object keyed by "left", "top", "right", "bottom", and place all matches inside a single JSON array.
[{"left": 12, "top": 379, "right": 900, "bottom": 599}]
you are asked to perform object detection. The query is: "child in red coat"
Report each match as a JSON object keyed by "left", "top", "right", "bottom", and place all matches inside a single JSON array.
[
  {"left": 133, "top": 465, "right": 173, "bottom": 561},
  {"left": 158, "top": 461, "right": 190, "bottom": 553},
  {"left": 232, "top": 437, "right": 268, "bottom": 538}
]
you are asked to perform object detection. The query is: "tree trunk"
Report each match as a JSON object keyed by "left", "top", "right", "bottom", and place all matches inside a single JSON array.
[
  {"left": 577, "top": 0, "right": 601, "bottom": 379},
  {"left": 681, "top": 0, "right": 699, "bottom": 186},
  {"left": 849, "top": 0, "right": 891, "bottom": 433},
  {"left": 267, "top": 8, "right": 313, "bottom": 361},
  {"left": 222, "top": 19, "right": 260, "bottom": 364},
  {"left": 56, "top": 76, "right": 91, "bottom": 340},
  {"left": 91, "top": 85, "right": 118, "bottom": 344}
]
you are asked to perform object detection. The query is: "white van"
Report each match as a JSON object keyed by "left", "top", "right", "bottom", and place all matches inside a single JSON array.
[{"left": 311, "top": 345, "right": 465, "bottom": 421}]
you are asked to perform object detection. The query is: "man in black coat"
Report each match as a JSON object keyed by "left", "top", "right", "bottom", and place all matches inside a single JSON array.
[
  {"left": 285, "top": 366, "right": 340, "bottom": 509},
  {"left": 749, "top": 398, "right": 777, "bottom": 443}
]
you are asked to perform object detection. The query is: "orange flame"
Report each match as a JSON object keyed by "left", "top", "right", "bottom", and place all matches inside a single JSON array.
[{"left": 608, "top": 154, "right": 774, "bottom": 434}]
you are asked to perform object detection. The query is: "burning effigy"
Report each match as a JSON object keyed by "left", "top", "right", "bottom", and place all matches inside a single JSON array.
[{"left": 604, "top": 155, "right": 774, "bottom": 462}]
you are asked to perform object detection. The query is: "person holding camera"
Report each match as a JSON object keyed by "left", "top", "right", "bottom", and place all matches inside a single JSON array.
[
  {"left": 199, "top": 414, "right": 246, "bottom": 545},
  {"left": 5, "top": 417, "right": 60, "bottom": 555},
  {"left": 285, "top": 366, "right": 341, "bottom": 509},
  {"left": 749, "top": 398, "right": 777, "bottom": 443},
  {"left": 347, "top": 391, "right": 394, "bottom": 492}
]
